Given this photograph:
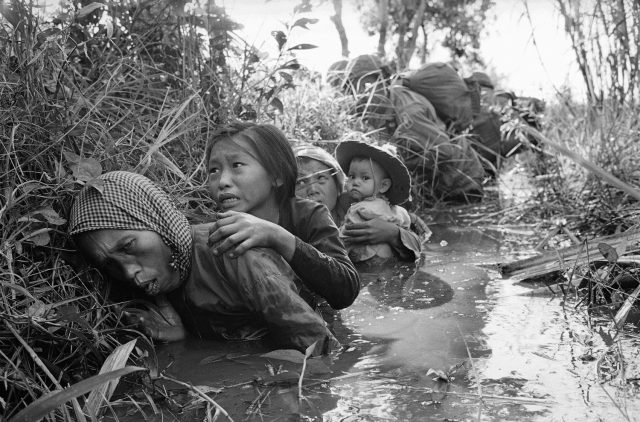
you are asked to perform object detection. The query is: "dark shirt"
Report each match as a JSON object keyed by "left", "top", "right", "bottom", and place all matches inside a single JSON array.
[
  {"left": 279, "top": 197, "right": 361, "bottom": 309},
  {"left": 167, "top": 224, "right": 337, "bottom": 354}
]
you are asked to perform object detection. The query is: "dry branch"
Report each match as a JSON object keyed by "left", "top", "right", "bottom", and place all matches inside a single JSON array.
[{"left": 500, "top": 229, "right": 640, "bottom": 281}]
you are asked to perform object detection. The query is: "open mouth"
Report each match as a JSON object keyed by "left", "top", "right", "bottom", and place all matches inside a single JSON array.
[
  {"left": 143, "top": 279, "right": 159, "bottom": 295},
  {"left": 218, "top": 193, "right": 240, "bottom": 208}
]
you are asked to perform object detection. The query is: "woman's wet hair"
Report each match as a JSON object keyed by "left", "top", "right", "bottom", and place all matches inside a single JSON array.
[{"left": 206, "top": 122, "right": 297, "bottom": 208}]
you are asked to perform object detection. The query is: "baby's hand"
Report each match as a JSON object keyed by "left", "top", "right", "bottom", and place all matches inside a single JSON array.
[{"left": 355, "top": 208, "right": 378, "bottom": 221}]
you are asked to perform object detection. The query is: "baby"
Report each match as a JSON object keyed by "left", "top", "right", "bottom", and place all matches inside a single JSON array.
[{"left": 335, "top": 140, "right": 412, "bottom": 262}]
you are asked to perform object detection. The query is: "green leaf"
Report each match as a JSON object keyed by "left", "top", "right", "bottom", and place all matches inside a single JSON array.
[
  {"left": 287, "top": 43, "right": 318, "bottom": 51},
  {"left": 278, "top": 60, "right": 300, "bottom": 70},
  {"left": 292, "top": 17, "right": 318, "bottom": 29},
  {"left": 9, "top": 366, "right": 146, "bottom": 422},
  {"left": 69, "top": 157, "right": 102, "bottom": 182},
  {"left": 77, "top": 2, "right": 106, "bottom": 19},
  {"left": 86, "top": 178, "right": 104, "bottom": 194},
  {"left": 271, "top": 30, "right": 287, "bottom": 51},
  {"left": 84, "top": 340, "right": 138, "bottom": 418},
  {"left": 597, "top": 242, "right": 618, "bottom": 263},
  {"left": 34, "top": 207, "right": 67, "bottom": 226},
  {"left": 261, "top": 349, "right": 305, "bottom": 364},
  {"left": 304, "top": 341, "right": 317, "bottom": 359},
  {"left": 279, "top": 71, "right": 293, "bottom": 84},
  {"left": 270, "top": 97, "right": 284, "bottom": 114},
  {"left": 24, "top": 229, "right": 50, "bottom": 246},
  {"left": 63, "top": 150, "right": 81, "bottom": 164}
]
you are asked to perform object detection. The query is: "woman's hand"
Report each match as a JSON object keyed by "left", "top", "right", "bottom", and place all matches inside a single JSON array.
[
  {"left": 122, "top": 297, "right": 186, "bottom": 342},
  {"left": 208, "top": 211, "right": 296, "bottom": 260},
  {"left": 341, "top": 208, "right": 401, "bottom": 245}
]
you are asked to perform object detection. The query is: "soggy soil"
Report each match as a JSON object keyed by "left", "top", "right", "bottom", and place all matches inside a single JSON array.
[{"left": 121, "top": 157, "right": 640, "bottom": 421}]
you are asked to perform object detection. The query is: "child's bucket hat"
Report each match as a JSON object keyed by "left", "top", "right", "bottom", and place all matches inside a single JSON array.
[{"left": 335, "top": 140, "right": 411, "bottom": 205}]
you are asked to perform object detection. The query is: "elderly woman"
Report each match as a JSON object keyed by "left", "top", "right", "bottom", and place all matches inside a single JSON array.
[
  {"left": 68, "top": 171, "right": 337, "bottom": 354},
  {"left": 294, "top": 144, "right": 429, "bottom": 262}
]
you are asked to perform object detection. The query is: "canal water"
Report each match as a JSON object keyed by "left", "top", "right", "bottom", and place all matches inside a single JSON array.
[{"left": 149, "top": 158, "right": 640, "bottom": 421}]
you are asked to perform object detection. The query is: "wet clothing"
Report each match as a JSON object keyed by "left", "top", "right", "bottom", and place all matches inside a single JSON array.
[
  {"left": 334, "top": 192, "right": 426, "bottom": 261},
  {"left": 169, "top": 224, "right": 338, "bottom": 353},
  {"left": 340, "top": 197, "right": 412, "bottom": 262},
  {"left": 279, "top": 197, "right": 360, "bottom": 309},
  {"left": 69, "top": 171, "right": 337, "bottom": 354}
]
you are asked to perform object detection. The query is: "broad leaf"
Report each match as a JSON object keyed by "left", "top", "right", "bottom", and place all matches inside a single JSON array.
[
  {"left": 270, "top": 97, "right": 284, "bottom": 114},
  {"left": 292, "top": 17, "right": 318, "bottom": 29},
  {"left": 278, "top": 60, "right": 300, "bottom": 70},
  {"left": 271, "top": 30, "right": 287, "bottom": 50},
  {"left": 63, "top": 150, "right": 81, "bottom": 164},
  {"left": 304, "top": 341, "right": 317, "bottom": 359},
  {"left": 77, "top": 2, "right": 106, "bottom": 19},
  {"left": 287, "top": 43, "right": 318, "bottom": 51},
  {"left": 70, "top": 157, "right": 102, "bottom": 182},
  {"left": 25, "top": 230, "right": 50, "bottom": 246},
  {"left": 84, "top": 340, "right": 138, "bottom": 418},
  {"left": 86, "top": 178, "right": 104, "bottom": 194},
  {"left": 279, "top": 71, "right": 293, "bottom": 84},
  {"left": 261, "top": 349, "right": 305, "bottom": 364},
  {"left": 9, "top": 366, "right": 146, "bottom": 422},
  {"left": 597, "top": 242, "right": 618, "bottom": 263},
  {"left": 34, "top": 207, "right": 66, "bottom": 225}
]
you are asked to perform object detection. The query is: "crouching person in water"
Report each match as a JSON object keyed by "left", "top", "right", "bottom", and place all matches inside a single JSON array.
[
  {"left": 336, "top": 140, "right": 413, "bottom": 263},
  {"left": 68, "top": 171, "right": 338, "bottom": 355},
  {"left": 294, "top": 144, "right": 429, "bottom": 262}
]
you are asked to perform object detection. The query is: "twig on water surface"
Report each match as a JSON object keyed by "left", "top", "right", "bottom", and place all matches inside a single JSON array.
[
  {"left": 245, "top": 387, "right": 272, "bottom": 419},
  {"left": 157, "top": 374, "right": 234, "bottom": 422},
  {"left": 456, "top": 324, "right": 483, "bottom": 422}
]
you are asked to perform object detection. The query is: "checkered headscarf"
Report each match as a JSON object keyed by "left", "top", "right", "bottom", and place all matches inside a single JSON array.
[{"left": 68, "top": 171, "right": 192, "bottom": 283}]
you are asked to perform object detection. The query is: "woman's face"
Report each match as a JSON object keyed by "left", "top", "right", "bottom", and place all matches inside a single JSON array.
[
  {"left": 207, "top": 137, "right": 278, "bottom": 220},
  {"left": 77, "top": 229, "right": 180, "bottom": 296},
  {"left": 295, "top": 158, "right": 339, "bottom": 212}
]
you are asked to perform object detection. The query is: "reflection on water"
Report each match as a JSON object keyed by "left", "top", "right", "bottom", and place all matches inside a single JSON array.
[{"left": 148, "top": 221, "right": 639, "bottom": 421}]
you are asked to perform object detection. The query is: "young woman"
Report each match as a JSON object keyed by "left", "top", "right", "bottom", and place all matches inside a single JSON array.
[
  {"left": 205, "top": 123, "right": 360, "bottom": 310},
  {"left": 68, "top": 171, "right": 337, "bottom": 354}
]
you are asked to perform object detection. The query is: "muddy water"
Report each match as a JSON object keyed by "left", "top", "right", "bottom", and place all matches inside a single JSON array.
[
  {"left": 151, "top": 216, "right": 639, "bottom": 421},
  {"left": 147, "top": 156, "right": 639, "bottom": 421}
]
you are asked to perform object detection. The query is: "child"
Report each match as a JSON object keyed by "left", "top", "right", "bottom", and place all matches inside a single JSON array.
[
  {"left": 205, "top": 122, "right": 360, "bottom": 310},
  {"left": 335, "top": 140, "right": 412, "bottom": 262}
]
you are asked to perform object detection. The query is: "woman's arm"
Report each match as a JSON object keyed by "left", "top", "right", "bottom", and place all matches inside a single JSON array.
[
  {"left": 340, "top": 206, "right": 425, "bottom": 261},
  {"left": 286, "top": 202, "right": 361, "bottom": 309},
  {"left": 209, "top": 204, "right": 361, "bottom": 310},
  {"left": 207, "top": 211, "right": 296, "bottom": 260},
  {"left": 225, "top": 248, "right": 339, "bottom": 355},
  {"left": 122, "top": 295, "right": 186, "bottom": 342}
]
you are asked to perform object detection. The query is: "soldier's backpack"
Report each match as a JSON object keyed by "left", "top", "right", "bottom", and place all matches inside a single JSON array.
[{"left": 402, "top": 62, "right": 474, "bottom": 131}]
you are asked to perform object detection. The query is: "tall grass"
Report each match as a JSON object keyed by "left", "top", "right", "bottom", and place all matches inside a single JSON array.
[{"left": 518, "top": 100, "right": 640, "bottom": 235}]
